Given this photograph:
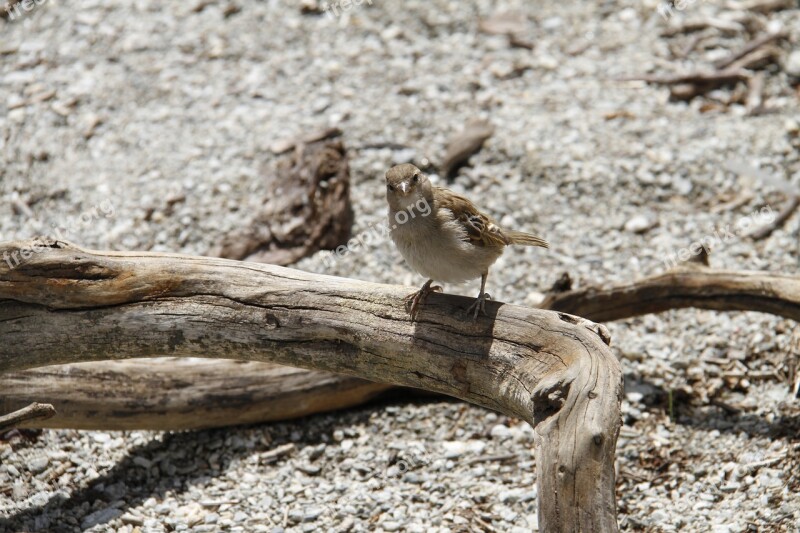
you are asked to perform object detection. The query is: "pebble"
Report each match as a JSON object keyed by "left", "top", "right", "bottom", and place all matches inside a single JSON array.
[
  {"left": 785, "top": 50, "right": 800, "bottom": 79},
  {"left": 80, "top": 507, "right": 123, "bottom": 529},
  {"left": 490, "top": 424, "right": 512, "bottom": 439},
  {"left": 624, "top": 214, "right": 657, "bottom": 234}
]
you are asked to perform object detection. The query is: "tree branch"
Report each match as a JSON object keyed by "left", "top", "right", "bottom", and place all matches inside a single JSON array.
[
  {"left": 0, "top": 402, "right": 56, "bottom": 431},
  {"left": 541, "top": 266, "right": 800, "bottom": 323},
  {"left": 0, "top": 238, "right": 623, "bottom": 532},
  {"left": 0, "top": 360, "right": 390, "bottom": 430}
]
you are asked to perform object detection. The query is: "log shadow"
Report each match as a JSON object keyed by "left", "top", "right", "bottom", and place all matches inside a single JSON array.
[{"left": 0, "top": 394, "right": 438, "bottom": 533}]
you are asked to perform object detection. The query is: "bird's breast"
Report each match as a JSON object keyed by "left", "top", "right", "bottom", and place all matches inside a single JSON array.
[{"left": 389, "top": 209, "right": 503, "bottom": 284}]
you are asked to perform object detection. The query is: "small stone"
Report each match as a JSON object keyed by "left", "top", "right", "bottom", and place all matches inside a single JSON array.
[
  {"left": 626, "top": 392, "right": 644, "bottom": 404},
  {"left": 92, "top": 433, "right": 111, "bottom": 443},
  {"left": 303, "top": 507, "right": 324, "bottom": 522},
  {"left": 132, "top": 456, "right": 152, "bottom": 469},
  {"left": 624, "top": 214, "right": 657, "bottom": 234},
  {"left": 441, "top": 441, "right": 467, "bottom": 458},
  {"left": 297, "top": 464, "right": 321, "bottom": 476},
  {"left": 490, "top": 424, "right": 511, "bottom": 439},
  {"left": 288, "top": 509, "right": 304, "bottom": 524},
  {"left": 650, "top": 509, "right": 669, "bottom": 523},
  {"left": 499, "top": 489, "right": 523, "bottom": 503},
  {"left": 81, "top": 507, "right": 123, "bottom": 529},
  {"left": 720, "top": 482, "right": 741, "bottom": 493},
  {"left": 785, "top": 50, "right": 800, "bottom": 79},
  {"left": 120, "top": 513, "right": 145, "bottom": 526}
]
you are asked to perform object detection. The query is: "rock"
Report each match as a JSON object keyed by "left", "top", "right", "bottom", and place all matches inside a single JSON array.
[
  {"left": 490, "top": 424, "right": 512, "bottom": 439},
  {"left": 785, "top": 50, "right": 800, "bottom": 79},
  {"left": 624, "top": 214, "right": 657, "bottom": 234},
  {"left": 499, "top": 489, "right": 523, "bottom": 503},
  {"left": 132, "top": 456, "right": 152, "bottom": 469},
  {"left": 297, "top": 463, "right": 321, "bottom": 475},
  {"left": 303, "top": 507, "right": 324, "bottom": 522},
  {"left": 81, "top": 507, "right": 123, "bottom": 529},
  {"left": 120, "top": 513, "right": 145, "bottom": 526},
  {"left": 92, "top": 433, "right": 111, "bottom": 443}
]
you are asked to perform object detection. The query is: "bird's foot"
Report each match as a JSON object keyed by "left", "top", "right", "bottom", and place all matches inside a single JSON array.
[
  {"left": 405, "top": 281, "right": 442, "bottom": 320},
  {"left": 466, "top": 292, "right": 492, "bottom": 320}
]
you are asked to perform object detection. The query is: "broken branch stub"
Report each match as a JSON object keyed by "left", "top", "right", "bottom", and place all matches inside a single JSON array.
[{"left": 0, "top": 239, "right": 623, "bottom": 532}]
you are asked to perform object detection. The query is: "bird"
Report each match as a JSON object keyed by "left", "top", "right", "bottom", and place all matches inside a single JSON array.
[{"left": 385, "top": 163, "right": 548, "bottom": 320}]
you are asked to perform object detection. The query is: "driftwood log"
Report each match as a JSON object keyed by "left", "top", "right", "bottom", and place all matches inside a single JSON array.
[
  {"left": 0, "top": 239, "right": 623, "bottom": 532},
  {"left": 5, "top": 264, "right": 796, "bottom": 431},
  {"left": 542, "top": 266, "right": 800, "bottom": 322},
  {"left": 0, "top": 359, "right": 389, "bottom": 431}
]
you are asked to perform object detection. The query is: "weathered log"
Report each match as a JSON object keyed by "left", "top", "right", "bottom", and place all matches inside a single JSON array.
[
  {"left": 0, "top": 238, "right": 623, "bottom": 532},
  {"left": 4, "top": 265, "right": 798, "bottom": 431},
  {"left": 541, "top": 266, "right": 800, "bottom": 323},
  {"left": 0, "top": 359, "right": 389, "bottom": 431}
]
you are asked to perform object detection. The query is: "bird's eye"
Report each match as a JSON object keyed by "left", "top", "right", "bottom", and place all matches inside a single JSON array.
[
  {"left": 412, "top": 174, "right": 420, "bottom": 183},
  {"left": 387, "top": 184, "right": 395, "bottom": 191}
]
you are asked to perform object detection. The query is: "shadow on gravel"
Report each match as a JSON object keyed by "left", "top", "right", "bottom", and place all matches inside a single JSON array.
[
  {"left": 0, "top": 393, "right": 440, "bottom": 533},
  {"left": 5, "top": 373, "right": 796, "bottom": 532},
  {"left": 625, "top": 374, "right": 800, "bottom": 439}
]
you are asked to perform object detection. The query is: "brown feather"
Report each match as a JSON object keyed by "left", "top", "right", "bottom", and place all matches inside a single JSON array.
[{"left": 433, "top": 187, "right": 547, "bottom": 248}]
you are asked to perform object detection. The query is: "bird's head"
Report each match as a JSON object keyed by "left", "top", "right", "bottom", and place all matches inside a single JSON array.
[{"left": 385, "top": 164, "right": 432, "bottom": 211}]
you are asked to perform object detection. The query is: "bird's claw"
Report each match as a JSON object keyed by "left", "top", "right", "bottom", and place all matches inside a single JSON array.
[
  {"left": 466, "top": 292, "right": 491, "bottom": 320},
  {"left": 405, "top": 283, "right": 442, "bottom": 320}
]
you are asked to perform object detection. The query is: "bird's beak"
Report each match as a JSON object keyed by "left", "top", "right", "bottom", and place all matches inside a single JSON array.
[{"left": 398, "top": 182, "right": 409, "bottom": 195}]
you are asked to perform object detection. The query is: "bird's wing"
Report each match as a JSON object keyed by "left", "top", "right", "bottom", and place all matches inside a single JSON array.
[{"left": 434, "top": 187, "right": 510, "bottom": 248}]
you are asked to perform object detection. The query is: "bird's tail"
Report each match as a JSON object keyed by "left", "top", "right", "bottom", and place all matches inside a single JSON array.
[{"left": 505, "top": 230, "right": 549, "bottom": 248}]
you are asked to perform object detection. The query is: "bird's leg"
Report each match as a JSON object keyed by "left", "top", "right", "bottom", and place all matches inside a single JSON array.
[
  {"left": 405, "top": 279, "right": 442, "bottom": 320},
  {"left": 466, "top": 271, "right": 491, "bottom": 320}
]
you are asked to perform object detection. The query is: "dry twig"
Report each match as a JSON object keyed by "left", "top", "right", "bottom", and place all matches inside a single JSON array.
[{"left": 0, "top": 402, "right": 55, "bottom": 431}]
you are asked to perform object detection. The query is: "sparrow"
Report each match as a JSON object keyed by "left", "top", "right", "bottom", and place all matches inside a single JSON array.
[{"left": 385, "top": 163, "right": 548, "bottom": 320}]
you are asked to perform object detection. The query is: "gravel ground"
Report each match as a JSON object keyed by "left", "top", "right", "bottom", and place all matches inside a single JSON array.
[{"left": 1, "top": 0, "right": 800, "bottom": 531}]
